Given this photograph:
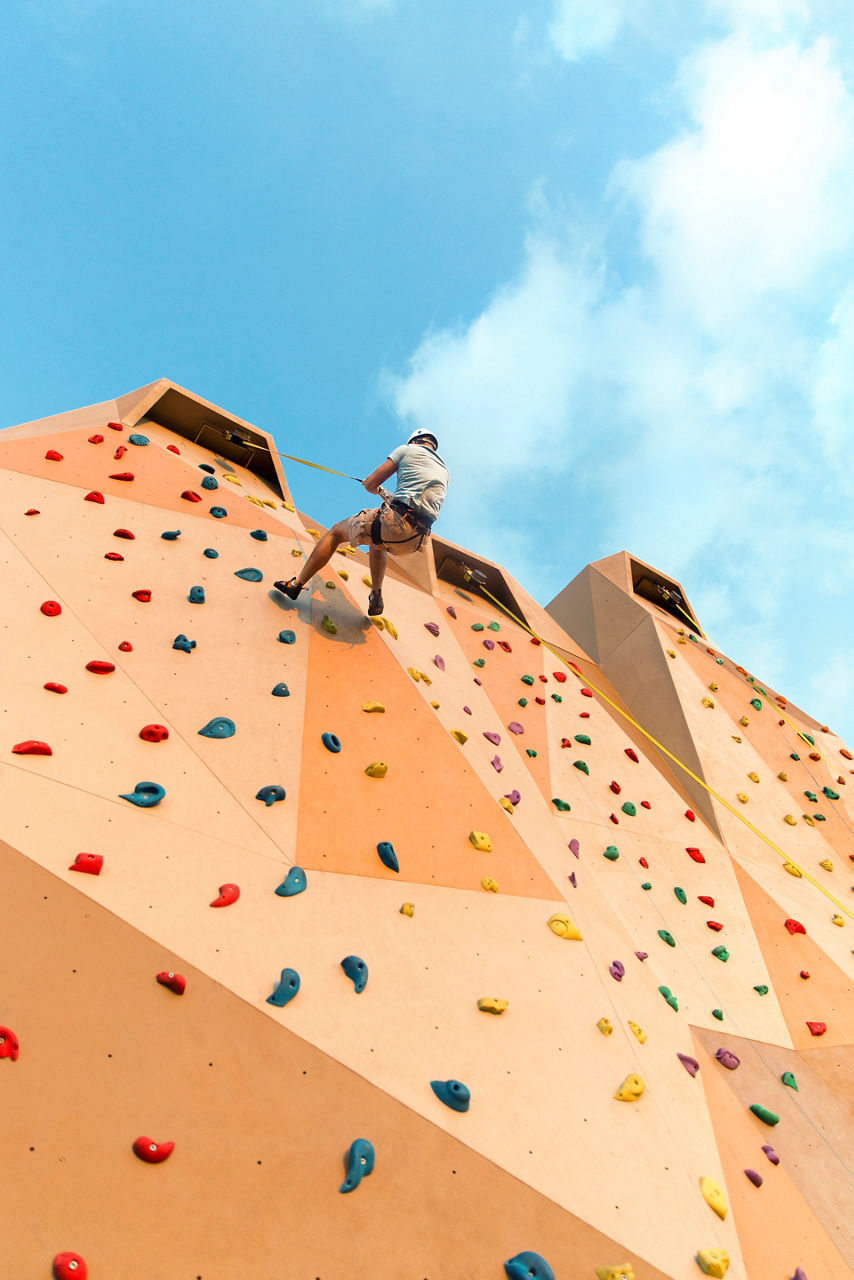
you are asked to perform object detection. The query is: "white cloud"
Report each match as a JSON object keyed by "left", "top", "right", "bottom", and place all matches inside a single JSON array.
[
  {"left": 706, "top": 0, "right": 811, "bottom": 37},
  {"left": 548, "top": 0, "right": 628, "bottom": 61},
  {"left": 812, "top": 284, "right": 854, "bottom": 485}
]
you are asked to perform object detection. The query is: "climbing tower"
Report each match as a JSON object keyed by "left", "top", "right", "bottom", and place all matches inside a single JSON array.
[{"left": 1, "top": 379, "right": 852, "bottom": 1280}]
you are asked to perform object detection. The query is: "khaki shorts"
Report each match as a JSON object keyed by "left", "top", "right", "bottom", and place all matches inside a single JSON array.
[{"left": 348, "top": 504, "right": 429, "bottom": 557}]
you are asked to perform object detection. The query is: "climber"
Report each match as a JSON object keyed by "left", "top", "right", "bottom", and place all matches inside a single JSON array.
[{"left": 274, "top": 431, "right": 449, "bottom": 617}]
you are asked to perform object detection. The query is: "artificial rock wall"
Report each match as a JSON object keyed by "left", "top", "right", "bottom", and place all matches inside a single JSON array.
[{"left": 1, "top": 380, "right": 852, "bottom": 1280}]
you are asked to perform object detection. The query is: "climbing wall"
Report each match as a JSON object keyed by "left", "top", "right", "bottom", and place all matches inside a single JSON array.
[{"left": 1, "top": 381, "right": 852, "bottom": 1280}]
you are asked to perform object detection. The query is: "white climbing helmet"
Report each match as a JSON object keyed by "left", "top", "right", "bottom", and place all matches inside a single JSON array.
[{"left": 408, "top": 429, "right": 438, "bottom": 449}]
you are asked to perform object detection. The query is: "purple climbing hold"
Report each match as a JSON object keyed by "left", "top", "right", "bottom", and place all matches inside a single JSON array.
[
  {"left": 504, "top": 790, "right": 521, "bottom": 805},
  {"left": 634, "top": 951, "right": 648, "bottom": 961},
  {"left": 677, "top": 1053, "right": 700, "bottom": 1077},
  {"left": 762, "top": 1144, "right": 781, "bottom": 1165},
  {"left": 484, "top": 732, "right": 501, "bottom": 745},
  {"left": 745, "top": 1168, "right": 763, "bottom": 1187},
  {"left": 568, "top": 872, "right": 577, "bottom": 888},
  {"left": 424, "top": 622, "right": 440, "bottom": 636},
  {"left": 609, "top": 960, "right": 625, "bottom": 981},
  {"left": 483, "top": 639, "right": 495, "bottom": 650},
  {"left": 508, "top": 721, "right": 524, "bottom": 735},
  {"left": 434, "top": 655, "right": 445, "bottom": 670},
  {"left": 715, "top": 1048, "right": 740, "bottom": 1070},
  {"left": 790, "top": 1268, "right": 808, "bottom": 1280},
  {"left": 446, "top": 606, "right": 457, "bottom": 619},
  {"left": 473, "top": 677, "right": 482, "bottom": 686},
  {"left": 569, "top": 838, "right": 580, "bottom": 856},
  {"left": 463, "top": 706, "right": 472, "bottom": 715},
  {"left": 490, "top": 755, "right": 503, "bottom": 773}
]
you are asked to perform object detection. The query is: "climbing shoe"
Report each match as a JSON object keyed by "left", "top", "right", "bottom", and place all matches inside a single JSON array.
[
  {"left": 274, "top": 577, "right": 303, "bottom": 600},
  {"left": 367, "top": 589, "right": 384, "bottom": 617}
]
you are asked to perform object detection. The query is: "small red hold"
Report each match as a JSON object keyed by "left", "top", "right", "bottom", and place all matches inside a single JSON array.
[
  {"left": 167, "top": 444, "right": 180, "bottom": 454},
  {"left": 800, "top": 970, "right": 810, "bottom": 980},
  {"left": 625, "top": 747, "right": 639, "bottom": 762},
  {"left": 156, "top": 970, "right": 186, "bottom": 995},
  {"left": 84, "top": 491, "right": 104, "bottom": 504},
  {"left": 69, "top": 852, "right": 103, "bottom": 875},
  {"left": 12, "top": 740, "right": 52, "bottom": 756},
  {"left": 25, "top": 508, "right": 40, "bottom": 515},
  {"left": 118, "top": 641, "right": 133, "bottom": 653},
  {"left": 107, "top": 421, "right": 124, "bottom": 431},
  {"left": 686, "top": 847, "right": 705, "bottom": 863},
  {"left": 784, "top": 918, "right": 806, "bottom": 935},
  {"left": 53, "top": 1252, "right": 88, "bottom": 1280},
  {"left": 685, "top": 809, "right": 696, "bottom": 821},
  {"left": 538, "top": 675, "right": 548, "bottom": 683},
  {"left": 104, "top": 552, "right": 124, "bottom": 561},
  {"left": 640, "top": 800, "right": 651, "bottom": 809},
  {"left": 806, "top": 1021, "right": 826, "bottom": 1036},
  {"left": 113, "top": 528, "right": 135, "bottom": 539},
  {"left": 530, "top": 637, "right": 542, "bottom": 646},
  {"left": 45, "top": 449, "right": 64, "bottom": 461},
  {"left": 707, "top": 920, "right": 723, "bottom": 931},
  {"left": 535, "top": 696, "right": 545, "bottom": 705},
  {"left": 139, "top": 724, "right": 169, "bottom": 742},
  {"left": 132, "top": 1136, "right": 174, "bottom": 1163},
  {"left": 88, "top": 434, "right": 104, "bottom": 444},
  {"left": 580, "top": 688, "right": 593, "bottom": 698},
  {"left": 109, "top": 472, "right": 134, "bottom": 481},
  {"left": 0, "top": 1027, "right": 20, "bottom": 1060},
  {"left": 553, "top": 671, "right": 567, "bottom": 683},
  {"left": 610, "top": 780, "right": 622, "bottom": 794},
  {"left": 609, "top": 813, "right": 619, "bottom": 824},
  {"left": 85, "top": 660, "right": 115, "bottom": 674},
  {"left": 578, "top": 711, "right": 590, "bottom": 718},
  {"left": 131, "top": 589, "right": 152, "bottom": 602},
  {"left": 698, "top": 895, "right": 715, "bottom": 907},
  {"left": 181, "top": 489, "right": 202, "bottom": 502},
  {"left": 560, "top": 738, "right": 572, "bottom": 749},
  {"left": 44, "top": 682, "right": 68, "bottom": 694},
  {"left": 210, "top": 883, "right": 240, "bottom": 907},
  {"left": 40, "top": 600, "right": 62, "bottom": 616},
  {"left": 497, "top": 640, "right": 512, "bottom": 653},
  {"left": 114, "top": 445, "right": 126, "bottom": 460},
  {"left": 639, "top": 857, "right": 649, "bottom": 869}
]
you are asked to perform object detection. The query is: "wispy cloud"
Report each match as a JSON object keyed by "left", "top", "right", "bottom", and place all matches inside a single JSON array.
[{"left": 548, "top": 0, "right": 629, "bottom": 61}]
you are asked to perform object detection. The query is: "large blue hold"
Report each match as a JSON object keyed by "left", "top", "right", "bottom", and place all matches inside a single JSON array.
[
  {"left": 322, "top": 732, "right": 342, "bottom": 753},
  {"left": 200, "top": 474, "right": 219, "bottom": 490},
  {"left": 235, "top": 568, "right": 263, "bottom": 582},
  {"left": 210, "top": 506, "right": 228, "bottom": 518},
  {"left": 430, "top": 1079, "right": 470, "bottom": 1112},
  {"left": 339, "top": 1139, "right": 374, "bottom": 1194},
  {"left": 128, "top": 433, "right": 149, "bottom": 446},
  {"left": 275, "top": 866, "right": 307, "bottom": 897},
  {"left": 266, "top": 967, "right": 300, "bottom": 1007},
  {"left": 376, "top": 841, "right": 399, "bottom": 873},
  {"left": 188, "top": 585, "right": 205, "bottom": 603},
  {"left": 504, "top": 1253, "right": 555, "bottom": 1280},
  {"left": 161, "top": 530, "right": 181, "bottom": 540},
  {"left": 198, "top": 717, "right": 235, "bottom": 739},
  {"left": 250, "top": 529, "right": 268, "bottom": 541},
  {"left": 120, "top": 780, "right": 165, "bottom": 808},
  {"left": 256, "top": 784, "right": 286, "bottom": 806},
  {"left": 173, "top": 634, "right": 196, "bottom": 653},
  {"left": 341, "top": 955, "right": 368, "bottom": 993},
  {"left": 278, "top": 630, "right": 296, "bottom": 645},
  {"left": 271, "top": 682, "right": 290, "bottom": 697}
]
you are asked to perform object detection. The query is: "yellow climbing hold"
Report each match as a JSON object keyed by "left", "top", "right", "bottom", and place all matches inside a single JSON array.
[
  {"left": 224, "top": 474, "right": 242, "bottom": 485},
  {"left": 547, "top": 913, "right": 582, "bottom": 940},
  {"left": 418, "top": 670, "right": 431, "bottom": 684},
  {"left": 678, "top": 635, "right": 687, "bottom": 644},
  {"left": 628, "top": 1021, "right": 647, "bottom": 1044},
  {"left": 481, "top": 876, "right": 498, "bottom": 892},
  {"left": 383, "top": 619, "right": 398, "bottom": 639},
  {"left": 364, "top": 761, "right": 388, "bottom": 779},
  {"left": 321, "top": 615, "right": 337, "bottom": 634},
  {"left": 499, "top": 797, "right": 514, "bottom": 813},
  {"left": 282, "top": 500, "right": 295, "bottom": 511},
  {"left": 739, "top": 716, "right": 749, "bottom": 726},
  {"left": 748, "top": 771, "right": 759, "bottom": 783},
  {"left": 337, "top": 568, "right": 349, "bottom": 580},
  {"left": 362, "top": 575, "right": 372, "bottom": 587},
  {"left": 778, "top": 771, "right": 788, "bottom": 781},
  {"left": 361, "top": 701, "right": 385, "bottom": 713},
  {"left": 597, "top": 1018, "right": 613, "bottom": 1036},
  {"left": 324, "top": 580, "right": 336, "bottom": 589},
  {"left": 307, "top": 527, "right": 321, "bottom": 539},
  {"left": 803, "top": 815, "right": 815, "bottom": 827},
  {"left": 596, "top": 1267, "right": 635, "bottom": 1280},
  {"left": 832, "top": 914, "right": 844, "bottom": 926},
  {"left": 477, "top": 997, "right": 508, "bottom": 1014},
  {"left": 695, "top": 1248, "right": 729, "bottom": 1277},
  {"left": 614, "top": 1073, "right": 645, "bottom": 1101},
  {"left": 702, "top": 697, "right": 715, "bottom": 709},
  {"left": 737, "top": 793, "right": 748, "bottom": 804},
  {"left": 699, "top": 1176, "right": 727, "bottom": 1220},
  {"left": 399, "top": 902, "right": 414, "bottom": 916},
  {"left": 291, "top": 548, "right": 303, "bottom": 557},
  {"left": 667, "top": 649, "right": 677, "bottom": 658},
  {"left": 820, "top": 858, "right": 833, "bottom": 871},
  {"left": 407, "top": 668, "right": 422, "bottom": 682},
  {"left": 451, "top": 730, "right": 468, "bottom": 744},
  {"left": 431, "top": 701, "right": 440, "bottom": 709},
  {"left": 783, "top": 861, "right": 803, "bottom": 877},
  {"left": 783, "top": 814, "right": 797, "bottom": 826},
  {"left": 469, "top": 831, "right": 493, "bottom": 852},
  {"left": 261, "top": 499, "right": 277, "bottom": 509},
  {"left": 708, "top": 682, "right": 719, "bottom": 692},
  {"left": 731, "top": 736, "right": 742, "bottom": 743}
]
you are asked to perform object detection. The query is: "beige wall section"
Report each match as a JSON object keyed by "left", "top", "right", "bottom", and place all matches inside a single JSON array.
[{"left": 2, "top": 384, "right": 852, "bottom": 1280}]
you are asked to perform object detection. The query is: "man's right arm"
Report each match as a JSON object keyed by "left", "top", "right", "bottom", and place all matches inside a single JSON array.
[{"left": 362, "top": 458, "right": 397, "bottom": 495}]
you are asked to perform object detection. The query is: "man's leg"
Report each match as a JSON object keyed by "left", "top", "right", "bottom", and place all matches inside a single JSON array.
[
  {"left": 276, "top": 518, "right": 351, "bottom": 597},
  {"left": 368, "top": 544, "right": 388, "bottom": 592}
]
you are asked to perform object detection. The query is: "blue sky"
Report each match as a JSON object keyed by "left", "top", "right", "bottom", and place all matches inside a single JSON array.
[{"left": 4, "top": 0, "right": 854, "bottom": 744}]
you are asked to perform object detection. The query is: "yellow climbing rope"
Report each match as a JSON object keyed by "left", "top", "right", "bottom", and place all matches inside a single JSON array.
[{"left": 233, "top": 439, "right": 364, "bottom": 484}]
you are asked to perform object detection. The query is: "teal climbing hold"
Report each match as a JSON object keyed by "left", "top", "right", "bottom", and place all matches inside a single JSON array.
[
  {"left": 377, "top": 841, "right": 399, "bottom": 873},
  {"left": 278, "top": 630, "right": 296, "bottom": 644},
  {"left": 173, "top": 634, "right": 196, "bottom": 653},
  {"left": 574, "top": 734, "right": 591, "bottom": 745},
  {"left": 716, "top": 657, "right": 724, "bottom": 664},
  {"left": 658, "top": 929, "right": 676, "bottom": 947},
  {"left": 712, "top": 1008, "right": 724, "bottom": 1020},
  {"left": 750, "top": 698, "right": 763, "bottom": 710},
  {"left": 199, "top": 463, "right": 215, "bottom": 474},
  {"left": 341, "top": 955, "right": 368, "bottom": 993},
  {"left": 322, "top": 732, "right": 342, "bottom": 753},
  {"left": 521, "top": 675, "right": 534, "bottom": 686},
  {"left": 823, "top": 786, "right": 839, "bottom": 799},
  {"left": 200, "top": 474, "right": 218, "bottom": 489},
  {"left": 203, "top": 548, "right": 218, "bottom": 559},
  {"left": 659, "top": 986, "right": 678, "bottom": 1010},
  {"left": 754, "top": 985, "right": 769, "bottom": 995},
  {"left": 473, "top": 658, "right": 485, "bottom": 667},
  {"left": 552, "top": 798, "right": 571, "bottom": 812},
  {"left": 551, "top": 693, "right": 562, "bottom": 702},
  {"left": 250, "top": 529, "right": 268, "bottom": 541},
  {"left": 621, "top": 801, "right": 637, "bottom": 816},
  {"left": 161, "top": 530, "right": 181, "bottom": 540},
  {"left": 504, "top": 1252, "right": 555, "bottom": 1280},
  {"left": 641, "top": 881, "right": 652, "bottom": 890},
  {"left": 198, "top": 717, "right": 235, "bottom": 739},
  {"left": 573, "top": 760, "right": 589, "bottom": 774},
  {"left": 120, "top": 780, "right": 165, "bottom": 808},
  {"left": 790, "top": 752, "right": 800, "bottom": 761},
  {"left": 210, "top": 506, "right": 227, "bottom": 518},
  {"left": 188, "top": 586, "right": 205, "bottom": 603},
  {"left": 275, "top": 866, "right": 306, "bottom": 897},
  {"left": 271, "top": 682, "right": 290, "bottom": 697},
  {"left": 128, "top": 433, "right": 149, "bottom": 445},
  {"left": 781, "top": 1071, "right": 798, "bottom": 1090},
  {"left": 804, "top": 791, "right": 818, "bottom": 803},
  {"left": 603, "top": 846, "right": 620, "bottom": 861},
  {"left": 235, "top": 568, "right": 263, "bottom": 582},
  {"left": 814, "top": 813, "right": 826, "bottom": 821},
  {"left": 526, "top": 748, "right": 537, "bottom": 758},
  {"left": 256, "top": 785, "right": 286, "bottom": 806},
  {"left": 266, "top": 968, "right": 300, "bottom": 1007},
  {"left": 430, "top": 1079, "right": 470, "bottom": 1112},
  {"left": 749, "top": 1103, "right": 779, "bottom": 1126},
  {"left": 711, "top": 945, "right": 729, "bottom": 962},
  {"left": 801, "top": 732, "right": 815, "bottom": 745},
  {"left": 518, "top": 698, "right": 528, "bottom": 707},
  {"left": 471, "top": 623, "right": 484, "bottom": 631},
  {"left": 487, "top": 621, "right": 500, "bottom": 631},
  {"left": 674, "top": 886, "right": 687, "bottom": 904},
  {"left": 339, "top": 1138, "right": 374, "bottom": 1193}
]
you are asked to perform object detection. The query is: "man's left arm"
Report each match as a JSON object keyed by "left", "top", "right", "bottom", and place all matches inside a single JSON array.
[{"left": 362, "top": 458, "right": 397, "bottom": 494}]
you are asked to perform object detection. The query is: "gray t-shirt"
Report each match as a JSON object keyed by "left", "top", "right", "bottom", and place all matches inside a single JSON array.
[{"left": 387, "top": 443, "right": 449, "bottom": 522}]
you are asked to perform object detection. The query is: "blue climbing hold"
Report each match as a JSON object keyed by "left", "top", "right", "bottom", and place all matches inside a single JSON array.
[
  {"left": 341, "top": 955, "right": 368, "bottom": 993},
  {"left": 234, "top": 568, "right": 263, "bottom": 582},
  {"left": 376, "top": 841, "right": 399, "bottom": 873},
  {"left": 198, "top": 717, "right": 236, "bottom": 739},
  {"left": 188, "top": 585, "right": 205, "bottom": 603},
  {"left": 278, "top": 630, "right": 296, "bottom": 644},
  {"left": 200, "top": 474, "right": 219, "bottom": 490},
  {"left": 339, "top": 1138, "right": 374, "bottom": 1194},
  {"left": 322, "top": 732, "right": 342, "bottom": 753},
  {"left": 256, "top": 784, "right": 286, "bottom": 806},
  {"left": 161, "top": 530, "right": 181, "bottom": 540},
  {"left": 430, "top": 1079, "right": 470, "bottom": 1113},
  {"left": 210, "top": 506, "right": 227, "bottom": 518},
  {"left": 120, "top": 780, "right": 166, "bottom": 808},
  {"left": 128, "top": 433, "right": 149, "bottom": 446},
  {"left": 173, "top": 634, "right": 196, "bottom": 653},
  {"left": 203, "top": 548, "right": 218, "bottom": 559},
  {"left": 266, "top": 967, "right": 300, "bottom": 1007},
  {"left": 250, "top": 529, "right": 268, "bottom": 541},
  {"left": 271, "top": 682, "right": 290, "bottom": 697},
  {"left": 275, "top": 866, "right": 307, "bottom": 897},
  {"left": 199, "top": 463, "right": 215, "bottom": 474},
  {"left": 504, "top": 1251, "right": 555, "bottom": 1280}
]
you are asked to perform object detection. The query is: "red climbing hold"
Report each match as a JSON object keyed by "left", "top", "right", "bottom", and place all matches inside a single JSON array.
[
  {"left": 12, "top": 740, "right": 52, "bottom": 756},
  {"left": 40, "top": 600, "right": 62, "bottom": 616},
  {"left": 800, "top": 970, "right": 810, "bottom": 979},
  {"left": 44, "top": 682, "right": 67, "bottom": 694},
  {"left": 625, "top": 748, "right": 639, "bottom": 762},
  {"left": 84, "top": 491, "right": 104, "bottom": 504},
  {"left": 131, "top": 589, "right": 152, "bottom": 602},
  {"left": 685, "top": 809, "right": 696, "bottom": 821},
  {"left": 610, "top": 781, "right": 622, "bottom": 794},
  {"left": 25, "top": 509, "right": 40, "bottom": 515},
  {"left": 579, "top": 711, "right": 590, "bottom": 718},
  {"left": 139, "top": 724, "right": 169, "bottom": 743},
  {"left": 531, "top": 637, "right": 542, "bottom": 646},
  {"left": 69, "top": 853, "right": 103, "bottom": 875},
  {"left": 641, "top": 800, "right": 651, "bottom": 808},
  {"left": 535, "top": 697, "right": 545, "bottom": 705},
  {"left": 639, "top": 857, "right": 649, "bottom": 868},
  {"left": 118, "top": 641, "right": 133, "bottom": 653},
  {"left": 156, "top": 971, "right": 186, "bottom": 995},
  {"left": 107, "top": 421, "right": 123, "bottom": 431},
  {"left": 806, "top": 1021, "right": 826, "bottom": 1036},
  {"left": 210, "top": 883, "right": 240, "bottom": 907},
  {"left": 109, "top": 472, "right": 134, "bottom": 481},
  {"left": 841, "top": 748, "right": 853, "bottom": 761},
  {"left": 45, "top": 449, "right": 64, "bottom": 461},
  {"left": 53, "top": 1252, "right": 88, "bottom": 1280},
  {"left": 181, "top": 490, "right": 202, "bottom": 502},
  {"left": 686, "top": 847, "right": 705, "bottom": 863},
  {"left": 88, "top": 434, "right": 104, "bottom": 444},
  {"left": 132, "top": 1136, "right": 174, "bottom": 1163},
  {"left": 707, "top": 921, "right": 723, "bottom": 931},
  {"left": 553, "top": 671, "right": 567, "bottom": 682},
  {"left": 85, "top": 660, "right": 115, "bottom": 674},
  {"left": 113, "top": 528, "right": 135, "bottom": 539},
  {"left": 539, "top": 675, "right": 548, "bottom": 683},
  {"left": 498, "top": 640, "right": 512, "bottom": 652},
  {"left": 609, "top": 813, "right": 619, "bottom": 824},
  {"left": 784, "top": 919, "right": 806, "bottom": 935},
  {"left": 698, "top": 895, "right": 715, "bottom": 907},
  {"left": 104, "top": 552, "right": 124, "bottom": 561},
  {"left": 167, "top": 444, "right": 180, "bottom": 454},
  {"left": 580, "top": 688, "right": 593, "bottom": 697},
  {"left": 114, "top": 445, "right": 126, "bottom": 460},
  {"left": 560, "top": 738, "right": 572, "bottom": 749},
  {"left": 808, "top": 752, "right": 821, "bottom": 761},
  {"left": 0, "top": 1027, "right": 20, "bottom": 1060}
]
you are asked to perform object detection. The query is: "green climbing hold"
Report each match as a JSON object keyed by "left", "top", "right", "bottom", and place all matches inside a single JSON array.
[
  {"left": 521, "top": 675, "right": 534, "bottom": 686},
  {"left": 473, "top": 658, "right": 485, "bottom": 667},
  {"left": 804, "top": 791, "right": 818, "bottom": 803},
  {"left": 641, "top": 881, "right": 652, "bottom": 890},
  {"left": 573, "top": 760, "right": 589, "bottom": 774},
  {"left": 790, "top": 752, "right": 800, "bottom": 761},
  {"left": 552, "top": 797, "right": 571, "bottom": 812},
  {"left": 518, "top": 698, "right": 528, "bottom": 707},
  {"left": 487, "top": 621, "right": 500, "bottom": 631},
  {"left": 322, "top": 615, "right": 338, "bottom": 634},
  {"left": 800, "top": 732, "right": 815, "bottom": 746},
  {"left": 658, "top": 929, "right": 675, "bottom": 947},
  {"left": 551, "top": 693, "right": 562, "bottom": 702},
  {"left": 716, "top": 657, "right": 724, "bottom": 665},
  {"left": 471, "top": 623, "right": 484, "bottom": 631},
  {"left": 659, "top": 986, "right": 678, "bottom": 1010},
  {"left": 754, "top": 985, "right": 769, "bottom": 995},
  {"left": 674, "top": 887, "right": 687, "bottom": 904},
  {"left": 526, "top": 748, "right": 537, "bottom": 758},
  {"left": 574, "top": 734, "right": 591, "bottom": 745},
  {"left": 712, "top": 1008, "right": 724, "bottom": 1021},
  {"left": 781, "top": 1071, "right": 798, "bottom": 1091},
  {"left": 603, "top": 846, "right": 620, "bottom": 861},
  {"left": 621, "top": 801, "right": 637, "bottom": 816},
  {"left": 711, "top": 945, "right": 729, "bottom": 962},
  {"left": 814, "top": 813, "right": 826, "bottom": 821},
  {"left": 822, "top": 786, "right": 839, "bottom": 800},
  {"left": 749, "top": 1103, "right": 779, "bottom": 1126},
  {"left": 750, "top": 698, "right": 763, "bottom": 710}
]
